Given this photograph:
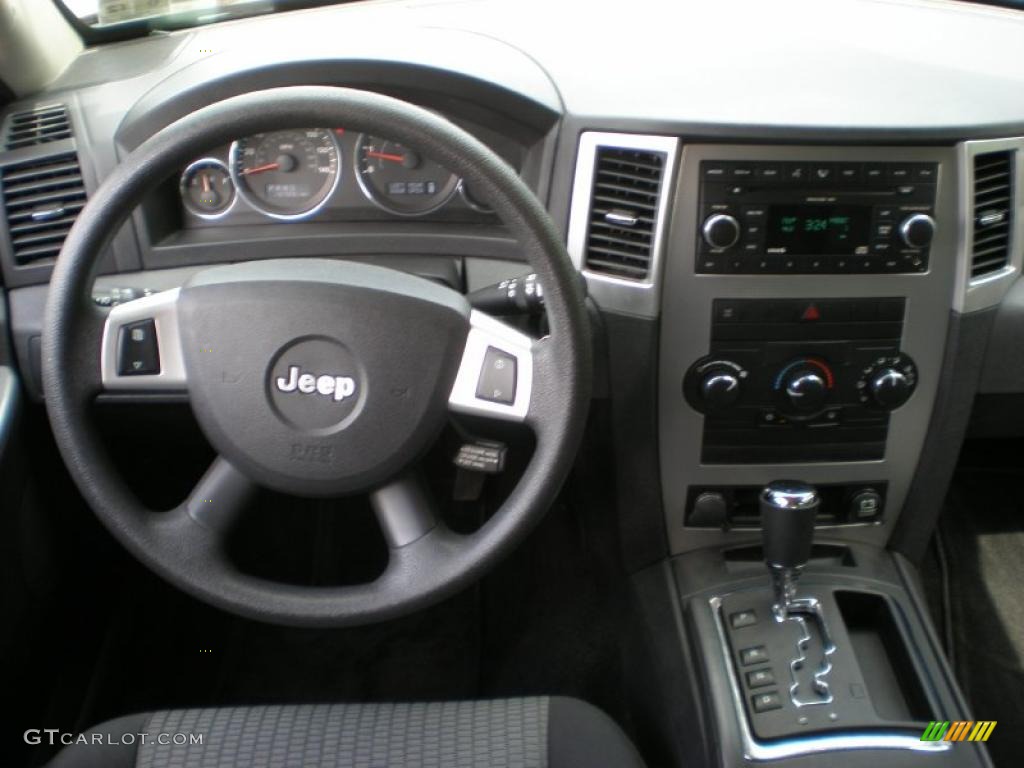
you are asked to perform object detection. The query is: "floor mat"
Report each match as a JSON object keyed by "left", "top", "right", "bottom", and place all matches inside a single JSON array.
[{"left": 941, "top": 463, "right": 1024, "bottom": 768}]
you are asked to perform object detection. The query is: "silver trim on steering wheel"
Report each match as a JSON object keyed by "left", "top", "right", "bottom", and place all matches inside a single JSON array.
[
  {"left": 448, "top": 310, "right": 533, "bottom": 422},
  {"left": 100, "top": 288, "right": 187, "bottom": 391}
]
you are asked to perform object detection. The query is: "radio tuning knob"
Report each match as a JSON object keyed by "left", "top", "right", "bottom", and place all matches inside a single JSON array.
[
  {"left": 702, "top": 214, "right": 741, "bottom": 250},
  {"left": 899, "top": 214, "right": 936, "bottom": 249},
  {"left": 869, "top": 368, "right": 913, "bottom": 409}
]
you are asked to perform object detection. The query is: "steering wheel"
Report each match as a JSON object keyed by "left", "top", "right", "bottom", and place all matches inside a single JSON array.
[{"left": 42, "top": 87, "right": 591, "bottom": 627}]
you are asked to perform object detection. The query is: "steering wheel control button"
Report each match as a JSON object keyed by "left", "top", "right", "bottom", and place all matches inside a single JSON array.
[
  {"left": 729, "top": 609, "right": 758, "bottom": 629},
  {"left": 752, "top": 691, "right": 783, "bottom": 713},
  {"left": 740, "top": 645, "right": 770, "bottom": 666},
  {"left": 117, "top": 319, "right": 160, "bottom": 376},
  {"left": 476, "top": 346, "right": 517, "bottom": 404},
  {"left": 746, "top": 669, "right": 776, "bottom": 689}
]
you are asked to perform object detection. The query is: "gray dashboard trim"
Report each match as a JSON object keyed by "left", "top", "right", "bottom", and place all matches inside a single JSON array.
[
  {"left": 658, "top": 144, "right": 960, "bottom": 555},
  {"left": 566, "top": 131, "right": 679, "bottom": 318},
  {"left": 956, "top": 137, "right": 1024, "bottom": 314}
]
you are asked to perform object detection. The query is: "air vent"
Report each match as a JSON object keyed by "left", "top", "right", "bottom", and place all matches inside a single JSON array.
[
  {"left": 4, "top": 105, "right": 72, "bottom": 150},
  {"left": 971, "top": 150, "right": 1015, "bottom": 279},
  {"left": 1, "top": 152, "right": 86, "bottom": 264},
  {"left": 583, "top": 146, "right": 666, "bottom": 280}
]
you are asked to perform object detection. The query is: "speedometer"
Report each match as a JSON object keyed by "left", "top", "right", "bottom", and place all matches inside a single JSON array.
[{"left": 230, "top": 129, "right": 341, "bottom": 220}]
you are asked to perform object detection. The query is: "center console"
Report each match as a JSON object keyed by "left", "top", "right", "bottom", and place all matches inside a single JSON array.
[
  {"left": 658, "top": 144, "right": 960, "bottom": 555},
  {"left": 674, "top": 480, "right": 989, "bottom": 767},
  {"left": 567, "top": 135, "right": 1005, "bottom": 768}
]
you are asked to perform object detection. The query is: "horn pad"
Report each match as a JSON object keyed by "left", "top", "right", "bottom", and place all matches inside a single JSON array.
[{"left": 177, "top": 259, "right": 470, "bottom": 497}]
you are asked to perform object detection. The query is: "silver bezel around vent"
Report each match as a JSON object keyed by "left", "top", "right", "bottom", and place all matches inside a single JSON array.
[
  {"left": 957, "top": 137, "right": 1024, "bottom": 314},
  {"left": 567, "top": 132, "right": 679, "bottom": 317}
]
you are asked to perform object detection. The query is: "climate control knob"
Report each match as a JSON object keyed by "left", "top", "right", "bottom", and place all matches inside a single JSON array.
[
  {"left": 701, "top": 371, "right": 742, "bottom": 408},
  {"left": 702, "top": 214, "right": 741, "bottom": 250},
  {"left": 783, "top": 371, "right": 829, "bottom": 412},
  {"left": 899, "top": 214, "right": 936, "bottom": 249},
  {"left": 869, "top": 369, "right": 913, "bottom": 409},
  {"left": 857, "top": 353, "right": 918, "bottom": 410}
]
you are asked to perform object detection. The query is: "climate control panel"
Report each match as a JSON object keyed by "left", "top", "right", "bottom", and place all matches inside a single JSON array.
[{"left": 683, "top": 298, "right": 915, "bottom": 463}]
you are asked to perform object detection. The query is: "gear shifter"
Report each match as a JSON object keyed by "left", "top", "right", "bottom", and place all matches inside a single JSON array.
[{"left": 760, "top": 481, "right": 819, "bottom": 619}]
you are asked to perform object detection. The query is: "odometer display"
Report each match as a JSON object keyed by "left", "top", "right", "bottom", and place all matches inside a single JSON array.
[
  {"left": 355, "top": 134, "right": 458, "bottom": 215},
  {"left": 230, "top": 129, "right": 340, "bottom": 219}
]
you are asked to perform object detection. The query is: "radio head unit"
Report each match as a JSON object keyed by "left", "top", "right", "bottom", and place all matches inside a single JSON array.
[{"left": 697, "top": 161, "right": 938, "bottom": 275}]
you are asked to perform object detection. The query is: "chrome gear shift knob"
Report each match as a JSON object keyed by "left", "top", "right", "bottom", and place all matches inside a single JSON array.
[{"left": 760, "top": 481, "right": 819, "bottom": 618}]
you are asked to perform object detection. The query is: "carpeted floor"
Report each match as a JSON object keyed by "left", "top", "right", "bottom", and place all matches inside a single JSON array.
[{"left": 939, "top": 448, "right": 1024, "bottom": 768}]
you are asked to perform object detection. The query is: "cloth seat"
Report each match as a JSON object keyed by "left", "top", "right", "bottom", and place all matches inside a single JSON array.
[{"left": 46, "top": 697, "right": 645, "bottom": 768}]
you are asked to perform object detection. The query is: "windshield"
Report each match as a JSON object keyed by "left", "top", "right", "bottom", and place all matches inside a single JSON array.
[{"left": 57, "top": 0, "right": 350, "bottom": 32}]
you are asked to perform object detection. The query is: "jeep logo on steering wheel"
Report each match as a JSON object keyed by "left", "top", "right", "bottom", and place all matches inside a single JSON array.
[{"left": 275, "top": 365, "right": 357, "bottom": 402}]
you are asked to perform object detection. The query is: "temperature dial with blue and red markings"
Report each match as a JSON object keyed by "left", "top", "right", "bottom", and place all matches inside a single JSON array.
[{"left": 774, "top": 358, "right": 835, "bottom": 415}]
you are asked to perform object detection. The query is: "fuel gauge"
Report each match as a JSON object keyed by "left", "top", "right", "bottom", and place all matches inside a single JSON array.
[{"left": 180, "top": 159, "right": 235, "bottom": 219}]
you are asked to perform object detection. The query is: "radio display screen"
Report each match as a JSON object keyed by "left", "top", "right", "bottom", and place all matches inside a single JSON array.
[{"left": 765, "top": 205, "right": 871, "bottom": 255}]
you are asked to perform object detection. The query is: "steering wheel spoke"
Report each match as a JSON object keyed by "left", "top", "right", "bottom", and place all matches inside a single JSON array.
[
  {"left": 182, "top": 456, "right": 257, "bottom": 534},
  {"left": 370, "top": 473, "right": 439, "bottom": 548},
  {"left": 100, "top": 288, "right": 188, "bottom": 393},
  {"left": 448, "top": 310, "right": 534, "bottom": 423}
]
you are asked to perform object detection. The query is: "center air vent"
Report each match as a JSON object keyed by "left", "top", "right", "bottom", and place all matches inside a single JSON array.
[
  {"left": 1, "top": 152, "right": 86, "bottom": 265},
  {"left": 583, "top": 146, "right": 667, "bottom": 280},
  {"left": 4, "top": 105, "right": 72, "bottom": 150},
  {"left": 971, "top": 150, "right": 1015, "bottom": 279}
]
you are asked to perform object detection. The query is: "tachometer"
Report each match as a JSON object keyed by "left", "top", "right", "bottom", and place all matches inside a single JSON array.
[
  {"left": 355, "top": 134, "right": 459, "bottom": 215},
  {"left": 230, "top": 129, "right": 341, "bottom": 220}
]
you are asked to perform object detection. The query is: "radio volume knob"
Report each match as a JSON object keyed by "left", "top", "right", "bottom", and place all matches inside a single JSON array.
[
  {"left": 702, "top": 214, "right": 741, "bottom": 250},
  {"left": 869, "top": 369, "right": 913, "bottom": 409},
  {"left": 899, "top": 214, "right": 936, "bottom": 249}
]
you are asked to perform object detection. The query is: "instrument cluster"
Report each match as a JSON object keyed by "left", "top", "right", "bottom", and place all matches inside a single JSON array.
[{"left": 179, "top": 127, "right": 495, "bottom": 224}]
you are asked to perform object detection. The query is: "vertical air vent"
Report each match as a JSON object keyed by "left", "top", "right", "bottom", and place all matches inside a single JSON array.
[
  {"left": 4, "top": 105, "right": 72, "bottom": 150},
  {"left": 1, "top": 152, "right": 86, "bottom": 264},
  {"left": 583, "top": 146, "right": 666, "bottom": 280},
  {"left": 971, "top": 150, "right": 1015, "bottom": 279}
]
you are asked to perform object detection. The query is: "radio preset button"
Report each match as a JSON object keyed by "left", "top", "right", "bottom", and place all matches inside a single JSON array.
[
  {"left": 810, "top": 164, "right": 834, "bottom": 182},
  {"left": 837, "top": 163, "right": 861, "bottom": 182},
  {"left": 702, "top": 163, "right": 729, "bottom": 179},
  {"left": 784, "top": 164, "right": 808, "bottom": 181},
  {"left": 864, "top": 165, "right": 887, "bottom": 183}
]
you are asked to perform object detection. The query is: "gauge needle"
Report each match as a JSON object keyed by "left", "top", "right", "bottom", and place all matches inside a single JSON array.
[
  {"left": 200, "top": 173, "right": 211, "bottom": 192},
  {"left": 366, "top": 151, "right": 406, "bottom": 163},
  {"left": 240, "top": 162, "right": 280, "bottom": 176}
]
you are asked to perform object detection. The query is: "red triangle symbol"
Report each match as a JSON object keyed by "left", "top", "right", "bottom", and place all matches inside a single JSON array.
[{"left": 801, "top": 304, "right": 821, "bottom": 321}]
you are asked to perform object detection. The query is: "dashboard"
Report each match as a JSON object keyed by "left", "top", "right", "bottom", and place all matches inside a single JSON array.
[{"left": 1, "top": 0, "right": 1024, "bottom": 569}]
